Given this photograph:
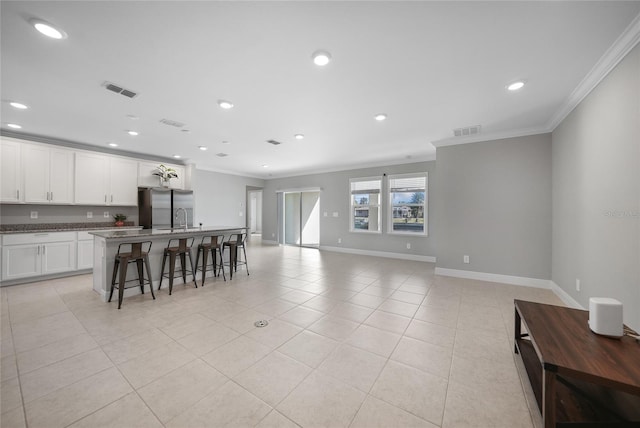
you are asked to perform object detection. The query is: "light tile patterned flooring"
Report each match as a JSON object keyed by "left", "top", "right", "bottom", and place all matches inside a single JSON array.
[{"left": 0, "top": 241, "right": 563, "bottom": 428}]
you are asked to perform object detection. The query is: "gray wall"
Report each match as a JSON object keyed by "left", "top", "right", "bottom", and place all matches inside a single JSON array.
[
  {"left": 262, "top": 161, "right": 436, "bottom": 259},
  {"left": 435, "top": 134, "right": 552, "bottom": 279},
  {"left": 552, "top": 44, "right": 639, "bottom": 330},
  {"left": 0, "top": 204, "right": 139, "bottom": 225},
  {"left": 193, "top": 169, "right": 264, "bottom": 228}
]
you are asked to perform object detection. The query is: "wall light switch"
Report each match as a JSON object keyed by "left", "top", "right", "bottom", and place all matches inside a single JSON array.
[
  {"left": 463, "top": 255, "right": 470, "bottom": 264},
  {"left": 324, "top": 212, "right": 328, "bottom": 217},
  {"left": 332, "top": 212, "right": 339, "bottom": 217},
  {"left": 87, "top": 212, "right": 93, "bottom": 219},
  {"left": 30, "top": 211, "right": 38, "bottom": 219},
  {"left": 406, "top": 243, "right": 411, "bottom": 249},
  {"left": 338, "top": 238, "right": 342, "bottom": 244},
  {"left": 103, "top": 211, "right": 109, "bottom": 218},
  {"left": 239, "top": 211, "right": 243, "bottom": 217},
  {"left": 576, "top": 279, "right": 581, "bottom": 292}
]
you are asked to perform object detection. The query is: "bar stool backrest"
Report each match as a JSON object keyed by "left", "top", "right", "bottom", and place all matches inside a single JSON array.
[
  {"left": 167, "top": 237, "right": 194, "bottom": 251},
  {"left": 117, "top": 241, "right": 152, "bottom": 258},
  {"left": 202, "top": 235, "right": 224, "bottom": 247}
]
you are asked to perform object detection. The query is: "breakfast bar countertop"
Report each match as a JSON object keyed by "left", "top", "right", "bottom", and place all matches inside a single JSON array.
[{"left": 89, "top": 226, "right": 247, "bottom": 239}]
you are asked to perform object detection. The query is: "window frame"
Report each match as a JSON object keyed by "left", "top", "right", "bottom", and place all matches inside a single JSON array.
[
  {"left": 349, "top": 176, "right": 383, "bottom": 234},
  {"left": 387, "top": 172, "right": 428, "bottom": 236}
]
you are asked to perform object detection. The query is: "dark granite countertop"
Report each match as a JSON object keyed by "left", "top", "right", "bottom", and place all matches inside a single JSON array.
[
  {"left": 0, "top": 222, "right": 141, "bottom": 234},
  {"left": 90, "top": 226, "right": 247, "bottom": 239}
]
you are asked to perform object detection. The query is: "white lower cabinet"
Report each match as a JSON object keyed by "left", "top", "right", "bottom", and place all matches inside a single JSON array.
[
  {"left": 77, "top": 231, "right": 95, "bottom": 270},
  {"left": 1, "top": 232, "right": 76, "bottom": 281}
]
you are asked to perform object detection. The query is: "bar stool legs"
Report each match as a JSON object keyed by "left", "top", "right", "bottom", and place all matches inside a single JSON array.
[
  {"left": 109, "top": 242, "right": 155, "bottom": 309},
  {"left": 194, "top": 235, "right": 226, "bottom": 286},
  {"left": 158, "top": 238, "right": 197, "bottom": 295}
]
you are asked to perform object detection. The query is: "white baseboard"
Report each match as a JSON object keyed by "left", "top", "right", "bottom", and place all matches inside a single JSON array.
[
  {"left": 434, "top": 267, "right": 550, "bottom": 289},
  {"left": 320, "top": 245, "right": 436, "bottom": 263},
  {"left": 260, "top": 239, "right": 280, "bottom": 246},
  {"left": 549, "top": 280, "right": 585, "bottom": 309}
]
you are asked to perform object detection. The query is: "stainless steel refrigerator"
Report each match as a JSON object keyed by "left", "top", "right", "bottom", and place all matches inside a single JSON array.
[{"left": 138, "top": 188, "right": 194, "bottom": 229}]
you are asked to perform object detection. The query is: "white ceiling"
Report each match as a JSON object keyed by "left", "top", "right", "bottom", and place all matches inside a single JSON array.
[{"left": 2, "top": 1, "right": 640, "bottom": 178}]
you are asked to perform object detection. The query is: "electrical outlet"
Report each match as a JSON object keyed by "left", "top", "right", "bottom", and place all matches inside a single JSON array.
[
  {"left": 30, "top": 211, "right": 38, "bottom": 219},
  {"left": 239, "top": 211, "right": 243, "bottom": 216},
  {"left": 103, "top": 211, "right": 109, "bottom": 218},
  {"left": 87, "top": 212, "right": 93, "bottom": 219},
  {"left": 576, "top": 279, "right": 581, "bottom": 291},
  {"left": 324, "top": 212, "right": 328, "bottom": 217},
  {"left": 338, "top": 238, "right": 342, "bottom": 244},
  {"left": 406, "top": 243, "right": 411, "bottom": 249},
  {"left": 332, "top": 212, "right": 339, "bottom": 217},
  {"left": 463, "top": 255, "right": 470, "bottom": 264}
]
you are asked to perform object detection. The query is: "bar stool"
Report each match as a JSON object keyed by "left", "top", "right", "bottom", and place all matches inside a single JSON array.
[
  {"left": 194, "top": 234, "right": 226, "bottom": 286},
  {"left": 158, "top": 237, "right": 197, "bottom": 295},
  {"left": 109, "top": 241, "right": 155, "bottom": 309},
  {"left": 221, "top": 232, "right": 249, "bottom": 279}
]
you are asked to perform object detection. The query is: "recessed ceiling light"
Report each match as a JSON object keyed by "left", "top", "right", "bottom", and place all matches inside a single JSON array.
[
  {"left": 218, "top": 100, "right": 234, "bottom": 109},
  {"left": 173, "top": 155, "right": 181, "bottom": 159},
  {"left": 312, "top": 50, "right": 331, "bottom": 66},
  {"left": 198, "top": 146, "right": 207, "bottom": 151},
  {"left": 108, "top": 143, "right": 118, "bottom": 147},
  {"left": 127, "top": 130, "right": 139, "bottom": 136},
  {"left": 374, "top": 114, "right": 387, "bottom": 121},
  {"left": 507, "top": 81, "right": 525, "bottom": 91},
  {"left": 125, "top": 114, "right": 139, "bottom": 120},
  {"left": 222, "top": 140, "right": 230, "bottom": 145},
  {"left": 30, "top": 18, "right": 67, "bottom": 39},
  {"left": 294, "top": 134, "right": 304, "bottom": 140},
  {"left": 7, "top": 123, "right": 22, "bottom": 129},
  {"left": 262, "top": 164, "right": 269, "bottom": 168},
  {"left": 10, "top": 102, "right": 28, "bottom": 109}
]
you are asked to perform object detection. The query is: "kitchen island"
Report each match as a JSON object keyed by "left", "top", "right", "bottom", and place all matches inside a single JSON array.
[{"left": 90, "top": 226, "right": 247, "bottom": 302}]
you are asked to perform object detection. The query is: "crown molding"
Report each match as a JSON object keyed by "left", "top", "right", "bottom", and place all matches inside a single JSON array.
[
  {"left": 431, "top": 126, "right": 549, "bottom": 149},
  {"left": 546, "top": 12, "right": 640, "bottom": 131},
  {"left": 0, "top": 129, "right": 186, "bottom": 165}
]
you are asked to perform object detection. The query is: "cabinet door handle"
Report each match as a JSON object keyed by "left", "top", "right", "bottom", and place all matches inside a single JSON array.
[
  {"left": 43, "top": 245, "right": 46, "bottom": 255},
  {"left": 50, "top": 191, "right": 53, "bottom": 201},
  {"left": 47, "top": 191, "right": 50, "bottom": 201},
  {"left": 37, "top": 245, "right": 40, "bottom": 255},
  {"left": 104, "top": 194, "right": 107, "bottom": 203},
  {"left": 17, "top": 189, "right": 19, "bottom": 199},
  {"left": 111, "top": 195, "right": 113, "bottom": 203}
]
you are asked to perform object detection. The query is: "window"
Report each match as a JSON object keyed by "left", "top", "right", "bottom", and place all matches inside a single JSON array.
[
  {"left": 388, "top": 172, "right": 427, "bottom": 235},
  {"left": 350, "top": 177, "right": 382, "bottom": 233}
]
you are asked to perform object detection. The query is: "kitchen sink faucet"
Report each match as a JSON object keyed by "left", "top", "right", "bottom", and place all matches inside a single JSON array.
[{"left": 175, "top": 208, "right": 188, "bottom": 230}]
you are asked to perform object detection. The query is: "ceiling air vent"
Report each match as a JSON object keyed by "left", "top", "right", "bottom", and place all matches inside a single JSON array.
[
  {"left": 159, "top": 118, "right": 186, "bottom": 128},
  {"left": 103, "top": 81, "right": 138, "bottom": 99},
  {"left": 266, "top": 139, "right": 282, "bottom": 146},
  {"left": 216, "top": 153, "right": 229, "bottom": 157},
  {"left": 453, "top": 125, "right": 481, "bottom": 137}
]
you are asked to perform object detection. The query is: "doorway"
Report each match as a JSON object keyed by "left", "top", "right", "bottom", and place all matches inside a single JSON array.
[
  {"left": 283, "top": 191, "right": 320, "bottom": 248},
  {"left": 246, "top": 187, "right": 263, "bottom": 239}
]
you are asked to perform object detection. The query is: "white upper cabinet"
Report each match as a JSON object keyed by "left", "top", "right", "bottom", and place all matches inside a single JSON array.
[
  {"left": 75, "top": 152, "right": 138, "bottom": 206},
  {"left": 138, "top": 161, "right": 185, "bottom": 189},
  {"left": 75, "top": 152, "right": 109, "bottom": 205},
  {"left": 0, "top": 138, "right": 23, "bottom": 203},
  {"left": 109, "top": 157, "right": 138, "bottom": 206},
  {"left": 23, "top": 144, "right": 74, "bottom": 204}
]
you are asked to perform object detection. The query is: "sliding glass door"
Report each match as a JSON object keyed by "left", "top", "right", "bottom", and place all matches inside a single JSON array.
[{"left": 284, "top": 191, "right": 320, "bottom": 248}]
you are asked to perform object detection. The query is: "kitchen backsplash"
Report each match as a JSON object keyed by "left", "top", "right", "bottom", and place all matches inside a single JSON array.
[{"left": 0, "top": 204, "right": 139, "bottom": 225}]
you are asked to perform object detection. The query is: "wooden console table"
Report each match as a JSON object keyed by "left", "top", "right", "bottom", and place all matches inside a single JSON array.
[{"left": 514, "top": 300, "right": 640, "bottom": 428}]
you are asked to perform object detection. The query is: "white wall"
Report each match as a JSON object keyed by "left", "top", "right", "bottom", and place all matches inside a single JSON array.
[{"left": 552, "top": 44, "right": 639, "bottom": 330}]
